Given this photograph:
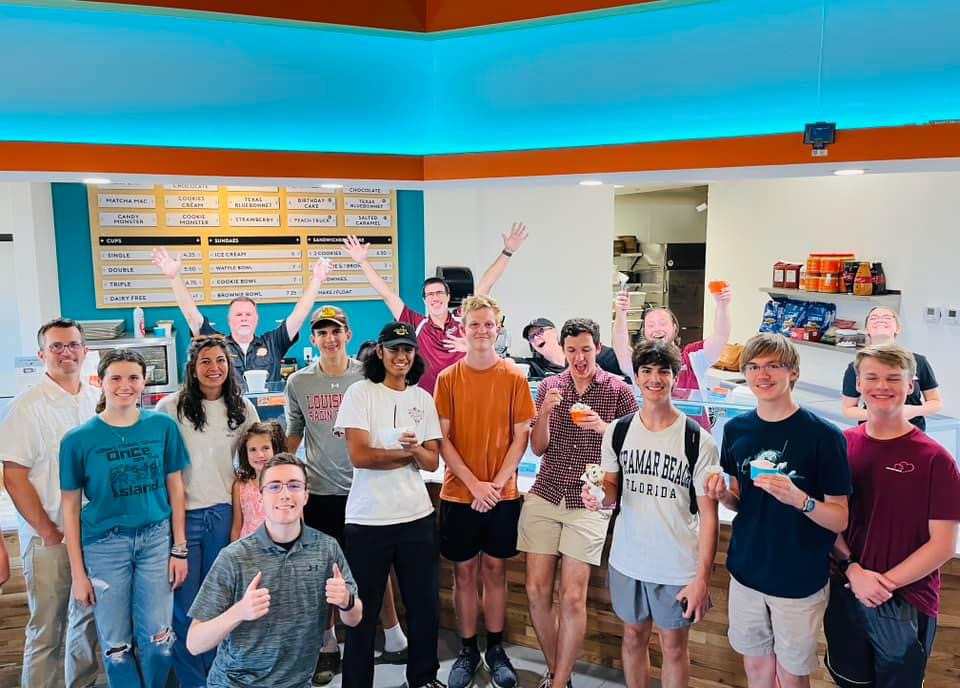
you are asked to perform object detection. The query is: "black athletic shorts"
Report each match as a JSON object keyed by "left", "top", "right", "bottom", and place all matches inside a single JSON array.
[
  {"left": 438, "top": 498, "right": 522, "bottom": 562},
  {"left": 303, "top": 493, "right": 348, "bottom": 547}
]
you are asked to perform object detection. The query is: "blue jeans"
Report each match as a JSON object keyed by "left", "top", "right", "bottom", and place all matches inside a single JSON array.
[
  {"left": 83, "top": 520, "right": 174, "bottom": 688},
  {"left": 172, "top": 503, "right": 232, "bottom": 688}
]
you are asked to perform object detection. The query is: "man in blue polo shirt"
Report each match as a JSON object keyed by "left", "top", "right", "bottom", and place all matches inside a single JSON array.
[
  {"left": 153, "top": 248, "right": 330, "bottom": 382},
  {"left": 186, "top": 454, "right": 362, "bottom": 688}
]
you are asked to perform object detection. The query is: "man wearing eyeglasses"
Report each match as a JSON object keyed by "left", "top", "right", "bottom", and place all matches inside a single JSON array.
[
  {"left": 704, "top": 333, "right": 851, "bottom": 688},
  {"left": 343, "top": 222, "right": 529, "bottom": 393},
  {"left": 187, "top": 453, "right": 362, "bottom": 688},
  {"left": 0, "top": 318, "right": 99, "bottom": 688},
  {"left": 519, "top": 318, "right": 628, "bottom": 382},
  {"left": 153, "top": 248, "right": 332, "bottom": 382}
]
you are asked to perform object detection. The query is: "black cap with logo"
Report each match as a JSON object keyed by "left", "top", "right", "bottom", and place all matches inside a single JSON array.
[{"left": 378, "top": 321, "right": 418, "bottom": 349}]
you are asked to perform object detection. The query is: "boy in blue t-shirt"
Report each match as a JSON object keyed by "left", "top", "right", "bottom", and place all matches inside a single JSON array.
[{"left": 705, "top": 333, "right": 851, "bottom": 688}]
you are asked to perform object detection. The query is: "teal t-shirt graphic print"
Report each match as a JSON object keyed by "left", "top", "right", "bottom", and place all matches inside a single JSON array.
[{"left": 60, "top": 410, "right": 190, "bottom": 545}]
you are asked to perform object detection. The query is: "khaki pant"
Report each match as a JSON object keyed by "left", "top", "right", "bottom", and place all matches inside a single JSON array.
[{"left": 21, "top": 537, "right": 99, "bottom": 688}]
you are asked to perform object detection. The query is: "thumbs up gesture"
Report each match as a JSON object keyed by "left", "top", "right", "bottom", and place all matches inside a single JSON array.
[
  {"left": 237, "top": 572, "right": 270, "bottom": 621},
  {"left": 325, "top": 563, "right": 351, "bottom": 609}
]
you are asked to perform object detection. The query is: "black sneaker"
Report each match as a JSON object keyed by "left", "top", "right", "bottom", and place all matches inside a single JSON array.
[
  {"left": 405, "top": 680, "right": 447, "bottom": 688},
  {"left": 379, "top": 645, "right": 409, "bottom": 664},
  {"left": 483, "top": 644, "right": 518, "bottom": 688},
  {"left": 447, "top": 646, "right": 482, "bottom": 688},
  {"left": 311, "top": 650, "right": 341, "bottom": 686}
]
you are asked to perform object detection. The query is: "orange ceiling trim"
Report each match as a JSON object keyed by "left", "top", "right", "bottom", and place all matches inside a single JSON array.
[
  {"left": 2, "top": 124, "right": 959, "bottom": 182},
  {"left": 0, "top": 142, "right": 425, "bottom": 180},
  {"left": 79, "top": 0, "right": 662, "bottom": 31},
  {"left": 423, "top": 123, "right": 960, "bottom": 180}
]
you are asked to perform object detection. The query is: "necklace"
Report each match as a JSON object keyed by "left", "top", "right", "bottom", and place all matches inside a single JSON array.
[{"left": 100, "top": 414, "right": 139, "bottom": 445}]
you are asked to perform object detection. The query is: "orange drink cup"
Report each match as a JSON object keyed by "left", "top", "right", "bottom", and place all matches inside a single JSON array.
[
  {"left": 570, "top": 403, "right": 592, "bottom": 424},
  {"left": 708, "top": 280, "right": 729, "bottom": 294}
]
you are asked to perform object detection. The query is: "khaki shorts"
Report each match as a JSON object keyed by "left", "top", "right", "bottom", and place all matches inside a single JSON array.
[
  {"left": 516, "top": 493, "right": 610, "bottom": 565},
  {"left": 727, "top": 575, "right": 829, "bottom": 677}
]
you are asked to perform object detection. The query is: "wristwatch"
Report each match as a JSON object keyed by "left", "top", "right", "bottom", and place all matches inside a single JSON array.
[
  {"left": 800, "top": 495, "right": 816, "bottom": 513},
  {"left": 838, "top": 556, "right": 858, "bottom": 574}
]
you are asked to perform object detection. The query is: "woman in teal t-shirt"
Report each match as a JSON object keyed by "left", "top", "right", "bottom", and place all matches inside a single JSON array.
[{"left": 61, "top": 349, "right": 190, "bottom": 688}]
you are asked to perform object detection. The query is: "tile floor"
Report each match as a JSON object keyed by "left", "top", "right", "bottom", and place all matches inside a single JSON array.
[{"left": 319, "top": 628, "right": 654, "bottom": 688}]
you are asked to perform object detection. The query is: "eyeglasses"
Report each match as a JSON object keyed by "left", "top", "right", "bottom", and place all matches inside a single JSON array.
[
  {"left": 423, "top": 289, "right": 448, "bottom": 299},
  {"left": 526, "top": 327, "right": 546, "bottom": 341},
  {"left": 261, "top": 480, "right": 306, "bottom": 494},
  {"left": 47, "top": 341, "right": 84, "bottom": 353},
  {"left": 743, "top": 362, "right": 790, "bottom": 374}
]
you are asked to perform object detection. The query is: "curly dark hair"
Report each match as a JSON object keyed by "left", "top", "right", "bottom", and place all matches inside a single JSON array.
[
  {"left": 235, "top": 421, "right": 286, "bottom": 482},
  {"left": 362, "top": 345, "right": 426, "bottom": 386},
  {"left": 176, "top": 336, "right": 248, "bottom": 432}
]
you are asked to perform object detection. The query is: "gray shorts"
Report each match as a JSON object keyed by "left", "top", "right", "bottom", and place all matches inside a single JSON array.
[{"left": 608, "top": 565, "right": 695, "bottom": 630}]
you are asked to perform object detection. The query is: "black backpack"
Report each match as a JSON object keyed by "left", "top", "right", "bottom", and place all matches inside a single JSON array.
[{"left": 611, "top": 414, "right": 701, "bottom": 518}]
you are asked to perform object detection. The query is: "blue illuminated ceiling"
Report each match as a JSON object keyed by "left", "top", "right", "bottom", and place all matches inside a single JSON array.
[{"left": 0, "top": 0, "right": 957, "bottom": 155}]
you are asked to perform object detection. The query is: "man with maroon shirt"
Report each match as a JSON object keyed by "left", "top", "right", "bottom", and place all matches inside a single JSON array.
[
  {"left": 343, "top": 223, "right": 528, "bottom": 393},
  {"left": 825, "top": 343, "right": 960, "bottom": 688}
]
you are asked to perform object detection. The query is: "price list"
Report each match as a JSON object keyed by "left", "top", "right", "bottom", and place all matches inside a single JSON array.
[{"left": 88, "top": 184, "right": 398, "bottom": 308}]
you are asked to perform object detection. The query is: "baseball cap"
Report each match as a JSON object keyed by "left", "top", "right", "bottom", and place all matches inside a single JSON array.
[
  {"left": 311, "top": 305, "right": 349, "bottom": 329},
  {"left": 522, "top": 317, "right": 556, "bottom": 340},
  {"left": 378, "top": 321, "right": 418, "bottom": 349}
]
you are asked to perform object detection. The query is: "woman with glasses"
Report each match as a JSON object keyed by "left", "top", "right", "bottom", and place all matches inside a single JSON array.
[
  {"left": 156, "top": 335, "right": 259, "bottom": 687},
  {"left": 840, "top": 307, "right": 943, "bottom": 430},
  {"left": 60, "top": 349, "right": 190, "bottom": 688},
  {"left": 334, "top": 321, "right": 445, "bottom": 688}
]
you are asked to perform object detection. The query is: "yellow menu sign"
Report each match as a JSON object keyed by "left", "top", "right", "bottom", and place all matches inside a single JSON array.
[{"left": 88, "top": 184, "right": 399, "bottom": 308}]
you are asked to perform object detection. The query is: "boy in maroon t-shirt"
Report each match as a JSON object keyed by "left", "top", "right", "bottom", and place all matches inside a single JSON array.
[{"left": 825, "top": 343, "right": 960, "bottom": 688}]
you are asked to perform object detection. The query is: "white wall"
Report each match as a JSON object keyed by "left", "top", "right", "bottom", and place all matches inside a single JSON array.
[
  {"left": 705, "top": 172, "right": 960, "bottom": 417},
  {"left": 0, "top": 183, "right": 61, "bottom": 396},
  {"left": 615, "top": 187, "right": 708, "bottom": 243},
  {"left": 424, "top": 186, "right": 615, "bottom": 352}
]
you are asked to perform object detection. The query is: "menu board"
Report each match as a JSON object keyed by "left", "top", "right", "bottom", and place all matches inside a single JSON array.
[{"left": 88, "top": 184, "right": 399, "bottom": 308}]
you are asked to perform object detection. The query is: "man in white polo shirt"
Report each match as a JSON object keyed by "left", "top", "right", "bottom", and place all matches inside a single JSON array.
[{"left": 0, "top": 318, "right": 99, "bottom": 688}]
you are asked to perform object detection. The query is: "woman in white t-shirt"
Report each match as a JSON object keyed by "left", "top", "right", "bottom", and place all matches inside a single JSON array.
[
  {"left": 156, "top": 335, "right": 258, "bottom": 687},
  {"left": 335, "top": 321, "right": 444, "bottom": 688}
]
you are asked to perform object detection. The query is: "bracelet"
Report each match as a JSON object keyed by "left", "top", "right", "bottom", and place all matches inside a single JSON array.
[
  {"left": 170, "top": 552, "right": 188, "bottom": 560},
  {"left": 339, "top": 592, "right": 356, "bottom": 613},
  {"left": 170, "top": 545, "right": 188, "bottom": 557},
  {"left": 501, "top": 249, "right": 513, "bottom": 257}
]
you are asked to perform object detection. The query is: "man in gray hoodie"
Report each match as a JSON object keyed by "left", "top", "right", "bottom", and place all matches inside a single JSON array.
[{"left": 285, "top": 305, "right": 408, "bottom": 685}]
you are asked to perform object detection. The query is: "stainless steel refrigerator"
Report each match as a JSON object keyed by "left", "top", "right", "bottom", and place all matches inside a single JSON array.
[{"left": 624, "top": 242, "right": 706, "bottom": 345}]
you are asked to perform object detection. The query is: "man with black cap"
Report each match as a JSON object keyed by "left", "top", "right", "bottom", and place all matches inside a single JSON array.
[
  {"left": 335, "top": 321, "right": 445, "bottom": 688},
  {"left": 520, "top": 317, "right": 629, "bottom": 382}
]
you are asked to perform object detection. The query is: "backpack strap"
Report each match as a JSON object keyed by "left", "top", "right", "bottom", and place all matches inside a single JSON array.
[
  {"left": 684, "top": 416, "right": 702, "bottom": 516},
  {"left": 611, "top": 413, "right": 635, "bottom": 520}
]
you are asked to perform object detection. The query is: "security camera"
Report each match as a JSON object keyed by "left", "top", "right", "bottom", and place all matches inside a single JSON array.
[{"left": 803, "top": 122, "right": 836, "bottom": 157}]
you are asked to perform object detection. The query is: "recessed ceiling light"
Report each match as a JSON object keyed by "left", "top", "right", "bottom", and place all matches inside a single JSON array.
[
  {"left": 613, "top": 184, "right": 625, "bottom": 189},
  {"left": 82, "top": 177, "right": 111, "bottom": 185},
  {"left": 579, "top": 180, "right": 603, "bottom": 186},
  {"left": 833, "top": 169, "right": 866, "bottom": 176},
  {"left": 320, "top": 183, "right": 343, "bottom": 189}
]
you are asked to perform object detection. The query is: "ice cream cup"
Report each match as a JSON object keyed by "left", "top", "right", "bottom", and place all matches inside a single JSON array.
[
  {"left": 570, "top": 409, "right": 590, "bottom": 424},
  {"left": 750, "top": 459, "right": 779, "bottom": 481},
  {"left": 708, "top": 280, "right": 729, "bottom": 294}
]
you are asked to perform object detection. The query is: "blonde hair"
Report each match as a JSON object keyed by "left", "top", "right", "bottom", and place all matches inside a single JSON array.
[
  {"left": 461, "top": 294, "right": 503, "bottom": 325},
  {"left": 739, "top": 333, "right": 800, "bottom": 387},
  {"left": 854, "top": 342, "right": 916, "bottom": 380}
]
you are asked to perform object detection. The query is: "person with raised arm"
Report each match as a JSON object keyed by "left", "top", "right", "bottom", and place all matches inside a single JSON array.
[
  {"left": 152, "top": 247, "right": 331, "bottom": 382},
  {"left": 342, "top": 222, "right": 528, "bottom": 392}
]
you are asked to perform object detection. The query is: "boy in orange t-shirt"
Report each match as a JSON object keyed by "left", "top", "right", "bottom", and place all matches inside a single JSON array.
[{"left": 434, "top": 295, "right": 536, "bottom": 688}]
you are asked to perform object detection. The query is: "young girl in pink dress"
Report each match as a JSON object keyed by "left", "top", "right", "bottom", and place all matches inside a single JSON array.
[{"left": 230, "top": 421, "right": 286, "bottom": 540}]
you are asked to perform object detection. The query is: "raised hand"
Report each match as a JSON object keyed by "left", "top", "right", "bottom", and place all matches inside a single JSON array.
[
  {"left": 343, "top": 235, "right": 370, "bottom": 264},
  {"left": 152, "top": 247, "right": 182, "bottom": 278},
  {"left": 311, "top": 257, "right": 331, "bottom": 283},
  {"left": 325, "top": 563, "right": 352, "bottom": 609},
  {"left": 237, "top": 572, "right": 270, "bottom": 621},
  {"left": 502, "top": 222, "right": 529, "bottom": 253},
  {"left": 615, "top": 290, "right": 630, "bottom": 313}
]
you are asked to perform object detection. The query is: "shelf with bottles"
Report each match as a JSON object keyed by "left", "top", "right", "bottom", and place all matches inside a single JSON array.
[{"left": 758, "top": 287, "right": 901, "bottom": 311}]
